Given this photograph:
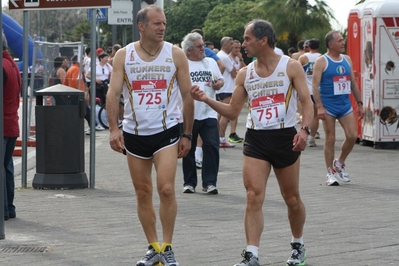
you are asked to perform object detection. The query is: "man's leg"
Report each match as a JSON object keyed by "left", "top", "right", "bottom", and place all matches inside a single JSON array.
[
  {"left": 274, "top": 158, "right": 305, "bottom": 238},
  {"left": 337, "top": 113, "right": 358, "bottom": 162},
  {"left": 200, "top": 118, "right": 219, "bottom": 189},
  {"left": 242, "top": 155, "right": 271, "bottom": 246},
  {"left": 4, "top": 137, "right": 17, "bottom": 218},
  {"left": 322, "top": 115, "right": 337, "bottom": 170},
  {"left": 126, "top": 155, "right": 158, "bottom": 243},
  {"left": 153, "top": 144, "right": 179, "bottom": 244}
]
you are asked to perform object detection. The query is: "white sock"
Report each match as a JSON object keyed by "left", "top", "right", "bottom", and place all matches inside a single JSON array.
[
  {"left": 292, "top": 236, "right": 304, "bottom": 245},
  {"left": 246, "top": 245, "right": 259, "bottom": 258},
  {"left": 195, "top": 147, "right": 202, "bottom": 161},
  {"left": 219, "top": 137, "right": 225, "bottom": 142},
  {"left": 309, "top": 136, "right": 315, "bottom": 141}
]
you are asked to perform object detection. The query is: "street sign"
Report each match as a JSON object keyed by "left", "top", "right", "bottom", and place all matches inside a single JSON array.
[
  {"left": 108, "top": 0, "right": 133, "bottom": 25},
  {"left": 88, "top": 8, "right": 107, "bottom": 22},
  {"left": 9, "top": 0, "right": 111, "bottom": 10}
]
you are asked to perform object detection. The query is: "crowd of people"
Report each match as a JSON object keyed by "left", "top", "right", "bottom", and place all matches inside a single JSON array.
[{"left": 4, "top": 4, "right": 365, "bottom": 266}]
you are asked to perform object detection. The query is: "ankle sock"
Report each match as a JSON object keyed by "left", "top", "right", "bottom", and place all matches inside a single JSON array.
[
  {"left": 161, "top": 243, "right": 172, "bottom": 252},
  {"left": 195, "top": 147, "right": 202, "bottom": 160},
  {"left": 149, "top": 242, "right": 161, "bottom": 253},
  {"left": 246, "top": 245, "right": 259, "bottom": 258},
  {"left": 292, "top": 236, "right": 304, "bottom": 245}
]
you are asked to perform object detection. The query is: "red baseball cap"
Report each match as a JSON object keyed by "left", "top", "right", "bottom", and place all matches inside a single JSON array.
[{"left": 96, "top": 48, "right": 104, "bottom": 55}]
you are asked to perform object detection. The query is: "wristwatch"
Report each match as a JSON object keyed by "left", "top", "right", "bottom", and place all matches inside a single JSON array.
[
  {"left": 301, "top": 126, "right": 311, "bottom": 135},
  {"left": 181, "top": 133, "right": 193, "bottom": 141}
]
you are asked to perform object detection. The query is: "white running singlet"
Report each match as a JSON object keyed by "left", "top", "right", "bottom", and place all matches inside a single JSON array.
[
  {"left": 244, "top": 55, "right": 297, "bottom": 130},
  {"left": 122, "top": 42, "right": 181, "bottom": 135}
]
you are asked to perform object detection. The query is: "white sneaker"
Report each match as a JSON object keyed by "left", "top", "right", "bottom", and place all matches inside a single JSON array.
[
  {"left": 202, "top": 185, "right": 218, "bottom": 194},
  {"left": 333, "top": 159, "right": 350, "bottom": 182},
  {"left": 326, "top": 168, "right": 339, "bottom": 186},
  {"left": 183, "top": 185, "right": 195, "bottom": 193},
  {"left": 219, "top": 139, "right": 235, "bottom": 148},
  {"left": 95, "top": 125, "right": 105, "bottom": 131},
  {"left": 308, "top": 138, "right": 316, "bottom": 147},
  {"left": 195, "top": 159, "right": 202, "bottom": 169}
]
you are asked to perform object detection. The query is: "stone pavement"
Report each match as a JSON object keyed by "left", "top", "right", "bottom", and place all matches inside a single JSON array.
[{"left": 2, "top": 109, "right": 399, "bottom": 265}]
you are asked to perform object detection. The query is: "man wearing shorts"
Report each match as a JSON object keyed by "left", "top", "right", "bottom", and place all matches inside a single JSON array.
[
  {"left": 312, "top": 30, "right": 364, "bottom": 186},
  {"left": 298, "top": 38, "right": 321, "bottom": 147},
  {"left": 106, "top": 5, "right": 194, "bottom": 266},
  {"left": 191, "top": 19, "right": 313, "bottom": 266}
]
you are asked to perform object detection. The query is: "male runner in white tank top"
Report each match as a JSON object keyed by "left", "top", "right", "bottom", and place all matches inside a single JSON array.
[
  {"left": 299, "top": 38, "right": 322, "bottom": 147},
  {"left": 106, "top": 5, "right": 194, "bottom": 266},
  {"left": 191, "top": 19, "right": 313, "bottom": 266}
]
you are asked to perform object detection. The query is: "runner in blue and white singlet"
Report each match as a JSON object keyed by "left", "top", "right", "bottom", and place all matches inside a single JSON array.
[
  {"left": 318, "top": 54, "right": 353, "bottom": 118},
  {"left": 123, "top": 42, "right": 181, "bottom": 136}
]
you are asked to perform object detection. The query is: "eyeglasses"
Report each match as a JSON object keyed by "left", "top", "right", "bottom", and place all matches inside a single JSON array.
[
  {"left": 194, "top": 44, "right": 205, "bottom": 49},
  {"left": 304, "top": 46, "right": 309, "bottom": 48},
  {"left": 102, "top": 68, "right": 105, "bottom": 74}
]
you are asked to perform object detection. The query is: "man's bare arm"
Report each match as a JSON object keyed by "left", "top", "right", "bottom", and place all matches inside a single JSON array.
[
  {"left": 288, "top": 59, "right": 312, "bottom": 128},
  {"left": 107, "top": 47, "right": 125, "bottom": 132},
  {"left": 191, "top": 68, "right": 247, "bottom": 120}
]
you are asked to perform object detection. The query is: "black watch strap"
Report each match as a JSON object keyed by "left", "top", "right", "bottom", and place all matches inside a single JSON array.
[{"left": 181, "top": 133, "right": 193, "bottom": 141}]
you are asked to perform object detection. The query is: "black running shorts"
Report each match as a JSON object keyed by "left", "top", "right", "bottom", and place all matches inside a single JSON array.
[
  {"left": 123, "top": 124, "right": 180, "bottom": 159},
  {"left": 243, "top": 127, "right": 300, "bottom": 169}
]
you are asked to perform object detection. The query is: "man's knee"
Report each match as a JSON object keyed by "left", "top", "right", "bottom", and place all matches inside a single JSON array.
[{"left": 246, "top": 189, "right": 264, "bottom": 210}]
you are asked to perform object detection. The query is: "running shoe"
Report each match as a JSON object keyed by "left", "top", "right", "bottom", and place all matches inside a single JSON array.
[
  {"left": 333, "top": 159, "right": 350, "bottom": 182},
  {"left": 234, "top": 250, "right": 260, "bottom": 266},
  {"left": 220, "top": 140, "right": 236, "bottom": 148},
  {"left": 160, "top": 246, "right": 179, "bottom": 266},
  {"left": 308, "top": 138, "right": 316, "bottom": 147},
  {"left": 195, "top": 159, "right": 202, "bottom": 169},
  {"left": 315, "top": 131, "right": 320, "bottom": 139},
  {"left": 183, "top": 185, "right": 195, "bottom": 193},
  {"left": 228, "top": 133, "right": 244, "bottom": 143},
  {"left": 326, "top": 168, "right": 339, "bottom": 186},
  {"left": 95, "top": 125, "right": 105, "bottom": 131},
  {"left": 286, "top": 242, "right": 306, "bottom": 266},
  {"left": 85, "top": 128, "right": 91, "bottom": 135},
  {"left": 202, "top": 185, "right": 218, "bottom": 194},
  {"left": 136, "top": 245, "right": 160, "bottom": 266}
]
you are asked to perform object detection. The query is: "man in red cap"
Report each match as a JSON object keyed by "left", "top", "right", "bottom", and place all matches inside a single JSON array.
[{"left": 96, "top": 47, "right": 104, "bottom": 55}]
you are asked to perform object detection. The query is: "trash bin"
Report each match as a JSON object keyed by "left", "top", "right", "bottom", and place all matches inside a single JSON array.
[{"left": 33, "top": 84, "right": 88, "bottom": 189}]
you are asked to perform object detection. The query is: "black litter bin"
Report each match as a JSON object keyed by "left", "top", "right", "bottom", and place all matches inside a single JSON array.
[{"left": 33, "top": 84, "right": 88, "bottom": 189}]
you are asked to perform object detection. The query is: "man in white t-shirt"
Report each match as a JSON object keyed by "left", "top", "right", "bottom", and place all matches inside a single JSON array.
[
  {"left": 181, "top": 32, "right": 224, "bottom": 195},
  {"left": 217, "top": 37, "right": 241, "bottom": 148}
]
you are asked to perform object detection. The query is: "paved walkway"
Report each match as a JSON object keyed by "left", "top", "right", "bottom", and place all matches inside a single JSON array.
[{"left": 2, "top": 109, "right": 398, "bottom": 265}]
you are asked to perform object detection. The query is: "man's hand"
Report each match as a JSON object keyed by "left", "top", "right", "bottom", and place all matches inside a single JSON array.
[
  {"left": 109, "top": 129, "right": 125, "bottom": 154},
  {"left": 190, "top": 85, "right": 207, "bottom": 102},
  {"left": 178, "top": 137, "right": 191, "bottom": 158},
  {"left": 292, "top": 130, "right": 308, "bottom": 151},
  {"left": 357, "top": 104, "right": 365, "bottom": 120},
  {"left": 317, "top": 106, "right": 327, "bottom": 121}
]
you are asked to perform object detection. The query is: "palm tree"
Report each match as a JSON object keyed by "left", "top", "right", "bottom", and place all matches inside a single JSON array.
[{"left": 255, "top": 0, "right": 337, "bottom": 50}]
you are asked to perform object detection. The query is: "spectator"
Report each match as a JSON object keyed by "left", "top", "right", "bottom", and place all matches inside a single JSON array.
[
  {"left": 181, "top": 32, "right": 224, "bottom": 194},
  {"left": 2, "top": 32, "right": 22, "bottom": 221}
]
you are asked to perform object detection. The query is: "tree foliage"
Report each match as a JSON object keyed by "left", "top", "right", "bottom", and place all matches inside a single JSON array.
[
  {"left": 2, "top": 0, "right": 345, "bottom": 55},
  {"left": 164, "top": 0, "right": 213, "bottom": 45},
  {"left": 203, "top": 0, "right": 261, "bottom": 47},
  {"left": 255, "top": 0, "right": 336, "bottom": 52}
]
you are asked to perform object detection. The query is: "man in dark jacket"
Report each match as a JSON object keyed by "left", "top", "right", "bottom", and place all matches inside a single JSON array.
[{"left": 2, "top": 33, "right": 22, "bottom": 220}]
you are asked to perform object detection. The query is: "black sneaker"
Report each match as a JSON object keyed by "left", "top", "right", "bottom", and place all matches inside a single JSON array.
[
  {"left": 228, "top": 133, "right": 244, "bottom": 143},
  {"left": 286, "top": 242, "right": 306, "bottom": 266},
  {"left": 234, "top": 250, "right": 259, "bottom": 266}
]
